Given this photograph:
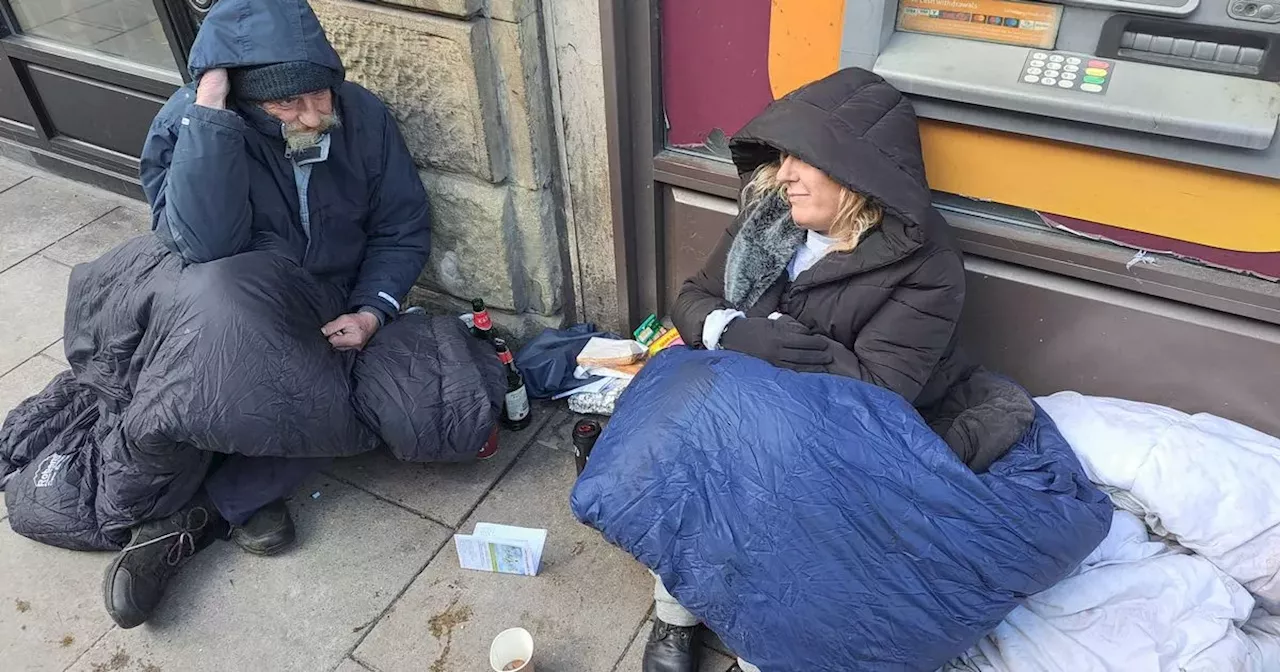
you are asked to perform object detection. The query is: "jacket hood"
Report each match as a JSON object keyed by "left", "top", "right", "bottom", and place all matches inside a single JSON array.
[
  {"left": 187, "top": 0, "right": 344, "bottom": 83},
  {"left": 730, "top": 68, "right": 934, "bottom": 252}
]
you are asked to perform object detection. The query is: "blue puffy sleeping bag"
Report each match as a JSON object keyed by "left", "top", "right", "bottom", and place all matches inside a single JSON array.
[{"left": 570, "top": 348, "right": 1112, "bottom": 671}]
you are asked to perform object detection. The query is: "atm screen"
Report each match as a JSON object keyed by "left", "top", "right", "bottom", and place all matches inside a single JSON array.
[{"left": 896, "top": 0, "right": 1065, "bottom": 48}]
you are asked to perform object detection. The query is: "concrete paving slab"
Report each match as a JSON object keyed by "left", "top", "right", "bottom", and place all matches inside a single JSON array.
[
  {"left": 327, "top": 407, "right": 556, "bottom": 528},
  {"left": 336, "top": 657, "right": 374, "bottom": 672},
  {"left": 41, "top": 342, "right": 68, "bottom": 366},
  {"left": 0, "top": 527, "right": 116, "bottom": 672},
  {"left": 0, "top": 256, "right": 71, "bottom": 375},
  {"left": 614, "top": 623, "right": 737, "bottom": 672},
  {"left": 354, "top": 435, "right": 654, "bottom": 672},
  {"left": 0, "top": 177, "right": 116, "bottom": 272},
  {"left": 0, "top": 160, "right": 31, "bottom": 193},
  {"left": 41, "top": 206, "right": 151, "bottom": 267},
  {"left": 67, "top": 477, "right": 452, "bottom": 672},
  {"left": 0, "top": 354, "right": 67, "bottom": 420}
]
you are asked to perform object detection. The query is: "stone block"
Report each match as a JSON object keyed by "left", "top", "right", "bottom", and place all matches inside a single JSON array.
[
  {"left": 370, "top": 0, "right": 480, "bottom": 19},
  {"left": 316, "top": 0, "right": 555, "bottom": 192},
  {"left": 67, "top": 477, "right": 452, "bottom": 672},
  {"left": 510, "top": 185, "right": 565, "bottom": 316},
  {"left": 0, "top": 528, "right": 116, "bottom": 672},
  {"left": 488, "top": 0, "right": 537, "bottom": 22},
  {"left": 418, "top": 169, "right": 518, "bottom": 310},
  {"left": 374, "top": 0, "right": 534, "bottom": 24},
  {"left": 489, "top": 10, "right": 556, "bottom": 190},
  {"left": 313, "top": 0, "right": 506, "bottom": 182},
  {"left": 549, "top": 0, "right": 623, "bottom": 330},
  {"left": 406, "top": 286, "right": 565, "bottom": 345},
  {"left": 0, "top": 176, "right": 116, "bottom": 272},
  {"left": 326, "top": 404, "right": 553, "bottom": 528},
  {"left": 0, "top": 256, "right": 71, "bottom": 374},
  {"left": 417, "top": 170, "right": 565, "bottom": 318},
  {"left": 353, "top": 438, "right": 654, "bottom": 672},
  {"left": 41, "top": 206, "right": 150, "bottom": 267}
]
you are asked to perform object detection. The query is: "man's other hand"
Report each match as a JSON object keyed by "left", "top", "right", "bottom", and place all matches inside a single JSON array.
[
  {"left": 195, "top": 68, "right": 230, "bottom": 110},
  {"left": 322, "top": 312, "right": 380, "bottom": 351}
]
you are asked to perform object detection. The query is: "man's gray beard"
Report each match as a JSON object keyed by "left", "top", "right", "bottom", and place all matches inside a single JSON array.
[{"left": 284, "top": 111, "right": 341, "bottom": 154}]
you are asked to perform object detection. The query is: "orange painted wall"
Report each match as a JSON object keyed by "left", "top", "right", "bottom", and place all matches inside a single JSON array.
[
  {"left": 768, "top": 0, "right": 847, "bottom": 99},
  {"left": 919, "top": 122, "right": 1280, "bottom": 253}
]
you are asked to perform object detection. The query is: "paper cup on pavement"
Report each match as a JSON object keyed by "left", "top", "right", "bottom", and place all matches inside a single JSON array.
[{"left": 489, "top": 627, "right": 534, "bottom": 672}]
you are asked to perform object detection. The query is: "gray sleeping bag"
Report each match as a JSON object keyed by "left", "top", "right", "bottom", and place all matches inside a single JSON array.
[{"left": 0, "top": 235, "right": 504, "bottom": 551}]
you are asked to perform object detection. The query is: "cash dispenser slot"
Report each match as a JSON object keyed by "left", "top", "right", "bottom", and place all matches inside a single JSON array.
[{"left": 1097, "top": 15, "right": 1280, "bottom": 79}]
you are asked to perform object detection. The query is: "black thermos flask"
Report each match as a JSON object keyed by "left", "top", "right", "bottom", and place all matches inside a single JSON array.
[{"left": 572, "top": 419, "right": 602, "bottom": 475}]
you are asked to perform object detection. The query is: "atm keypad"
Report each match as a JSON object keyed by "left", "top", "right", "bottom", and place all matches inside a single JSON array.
[{"left": 1019, "top": 52, "right": 1113, "bottom": 94}]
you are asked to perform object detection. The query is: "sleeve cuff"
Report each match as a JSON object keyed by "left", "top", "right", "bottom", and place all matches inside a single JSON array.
[
  {"left": 358, "top": 305, "right": 389, "bottom": 327},
  {"left": 702, "top": 309, "right": 745, "bottom": 350},
  {"left": 181, "top": 103, "right": 247, "bottom": 132}
]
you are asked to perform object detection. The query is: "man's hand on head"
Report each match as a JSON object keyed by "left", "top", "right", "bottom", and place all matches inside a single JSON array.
[
  {"left": 195, "top": 68, "right": 230, "bottom": 110},
  {"left": 322, "top": 312, "right": 380, "bottom": 351}
]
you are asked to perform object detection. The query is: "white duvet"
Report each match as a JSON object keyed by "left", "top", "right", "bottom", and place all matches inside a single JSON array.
[{"left": 945, "top": 392, "right": 1280, "bottom": 672}]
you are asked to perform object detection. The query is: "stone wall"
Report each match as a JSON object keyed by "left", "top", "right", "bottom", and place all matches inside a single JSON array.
[
  {"left": 311, "top": 0, "right": 578, "bottom": 338},
  {"left": 545, "top": 0, "right": 621, "bottom": 332}
]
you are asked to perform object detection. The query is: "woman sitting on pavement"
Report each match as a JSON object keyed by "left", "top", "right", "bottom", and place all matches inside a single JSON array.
[{"left": 643, "top": 67, "right": 1036, "bottom": 672}]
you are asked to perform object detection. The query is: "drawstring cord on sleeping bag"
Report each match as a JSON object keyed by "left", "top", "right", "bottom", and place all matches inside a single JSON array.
[{"left": 119, "top": 507, "right": 210, "bottom": 566}]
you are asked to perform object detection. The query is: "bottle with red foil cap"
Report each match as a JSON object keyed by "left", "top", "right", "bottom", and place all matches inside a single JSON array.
[
  {"left": 471, "top": 298, "right": 493, "bottom": 341},
  {"left": 494, "top": 338, "right": 531, "bottom": 431}
]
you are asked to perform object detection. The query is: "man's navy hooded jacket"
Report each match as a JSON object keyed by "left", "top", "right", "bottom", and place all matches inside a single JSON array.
[{"left": 140, "top": 0, "right": 431, "bottom": 319}]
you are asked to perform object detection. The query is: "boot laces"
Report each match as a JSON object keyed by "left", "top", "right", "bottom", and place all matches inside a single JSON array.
[{"left": 121, "top": 507, "right": 210, "bottom": 567}]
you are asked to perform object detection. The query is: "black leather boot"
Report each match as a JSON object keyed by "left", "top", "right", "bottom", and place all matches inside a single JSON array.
[
  {"left": 103, "top": 496, "right": 223, "bottom": 629},
  {"left": 642, "top": 619, "right": 699, "bottom": 672},
  {"left": 231, "top": 499, "right": 296, "bottom": 556}
]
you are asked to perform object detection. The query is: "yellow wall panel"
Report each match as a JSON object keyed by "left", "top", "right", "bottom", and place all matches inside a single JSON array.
[
  {"left": 768, "top": 0, "right": 846, "bottom": 99},
  {"left": 920, "top": 120, "right": 1280, "bottom": 253}
]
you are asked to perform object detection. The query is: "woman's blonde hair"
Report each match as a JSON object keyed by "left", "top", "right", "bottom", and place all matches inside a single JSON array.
[{"left": 741, "top": 159, "right": 883, "bottom": 252}]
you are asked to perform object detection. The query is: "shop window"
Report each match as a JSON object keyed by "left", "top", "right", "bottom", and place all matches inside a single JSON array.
[
  {"left": 8, "top": 0, "right": 180, "bottom": 72},
  {"left": 660, "top": 0, "right": 845, "bottom": 160}
]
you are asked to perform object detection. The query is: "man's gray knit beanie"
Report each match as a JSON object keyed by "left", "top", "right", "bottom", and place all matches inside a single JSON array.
[{"left": 229, "top": 61, "right": 341, "bottom": 102}]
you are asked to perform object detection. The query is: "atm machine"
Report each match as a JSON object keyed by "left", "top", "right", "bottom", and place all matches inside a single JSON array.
[
  {"left": 845, "top": 0, "right": 1280, "bottom": 247},
  {"left": 838, "top": 0, "right": 1280, "bottom": 433}
]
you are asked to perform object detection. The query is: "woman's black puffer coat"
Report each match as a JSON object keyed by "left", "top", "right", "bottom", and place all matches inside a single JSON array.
[{"left": 671, "top": 68, "right": 1034, "bottom": 471}]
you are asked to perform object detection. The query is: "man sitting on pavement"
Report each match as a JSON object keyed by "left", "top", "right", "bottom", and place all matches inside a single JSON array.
[{"left": 0, "top": 0, "right": 503, "bottom": 630}]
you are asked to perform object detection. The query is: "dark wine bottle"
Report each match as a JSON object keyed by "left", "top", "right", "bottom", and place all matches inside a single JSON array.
[{"left": 494, "top": 338, "right": 531, "bottom": 431}]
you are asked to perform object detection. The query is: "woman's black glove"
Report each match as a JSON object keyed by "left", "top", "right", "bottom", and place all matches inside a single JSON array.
[{"left": 719, "top": 316, "right": 834, "bottom": 373}]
